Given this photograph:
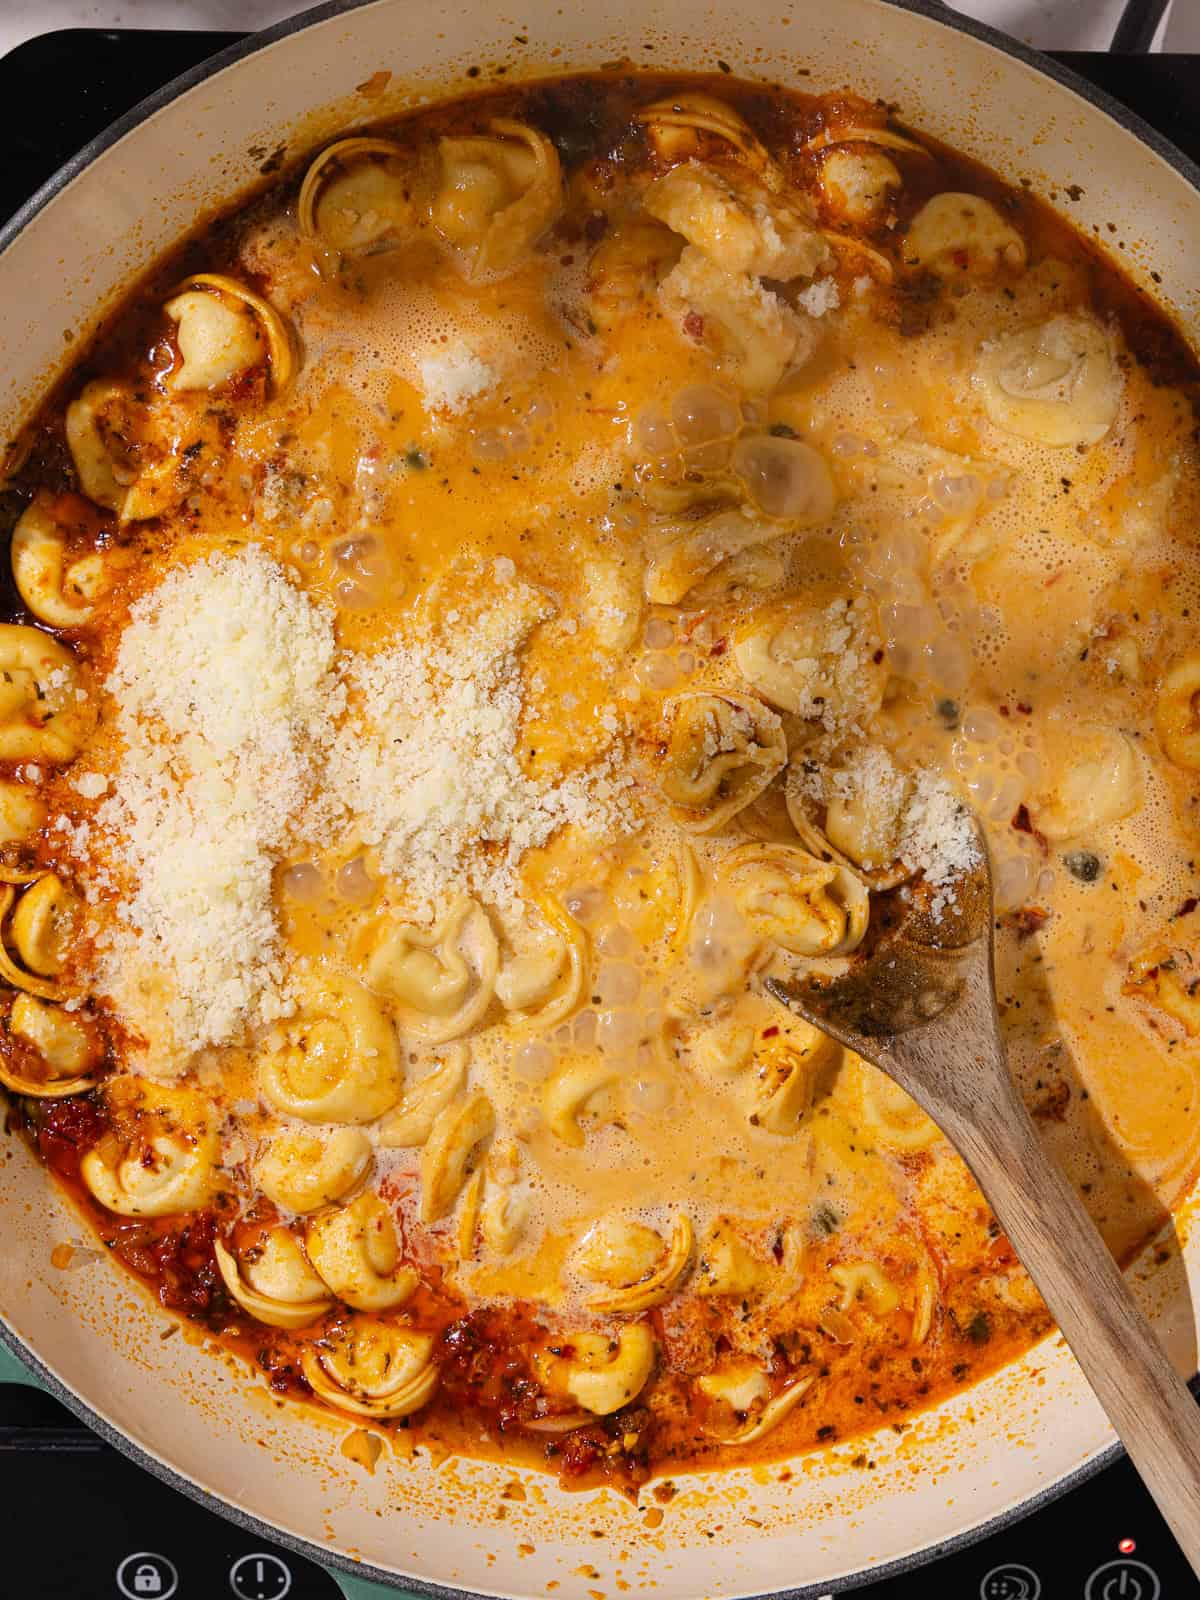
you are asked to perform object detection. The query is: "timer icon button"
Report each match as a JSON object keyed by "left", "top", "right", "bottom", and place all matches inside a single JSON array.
[
  {"left": 980, "top": 1563, "right": 1042, "bottom": 1600},
  {"left": 1084, "top": 1560, "right": 1161, "bottom": 1600},
  {"left": 229, "top": 1551, "right": 293, "bottom": 1599}
]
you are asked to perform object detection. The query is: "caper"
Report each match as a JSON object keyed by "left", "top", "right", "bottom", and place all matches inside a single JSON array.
[
  {"left": 1064, "top": 850, "right": 1102, "bottom": 883},
  {"left": 936, "top": 697, "right": 960, "bottom": 728}
]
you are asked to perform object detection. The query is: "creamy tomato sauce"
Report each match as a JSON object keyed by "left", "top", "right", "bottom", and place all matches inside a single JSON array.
[{"left": 1, "top": 73, "right": 1198, "bottom": 1494}]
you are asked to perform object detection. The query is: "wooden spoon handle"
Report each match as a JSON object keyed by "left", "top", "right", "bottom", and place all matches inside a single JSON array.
[{"left": 954, "top": 1088, "right": 1200, "bottom": 1575}]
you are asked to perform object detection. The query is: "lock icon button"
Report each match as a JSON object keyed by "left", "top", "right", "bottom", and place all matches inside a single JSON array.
[{"left": 116, "top": 1552, "right": 178, "bottom": 1600}]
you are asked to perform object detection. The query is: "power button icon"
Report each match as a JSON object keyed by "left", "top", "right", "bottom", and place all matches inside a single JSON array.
[
  {"left": 1084, "top": 1559, "right": 1161, "bottom": 1600},
  {"left": 980, "top": 1564, "right": 1041, "bottom": 1599}
]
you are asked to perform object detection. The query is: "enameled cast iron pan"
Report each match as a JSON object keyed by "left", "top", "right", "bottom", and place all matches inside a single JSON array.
[{"left": 1, "top": 3, "right": 1199, "bottom": 1594}]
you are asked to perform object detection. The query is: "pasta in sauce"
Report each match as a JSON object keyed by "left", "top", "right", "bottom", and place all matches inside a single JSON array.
[{"left": 2, "top": 72, "right": 1199, "bottom": 1495}]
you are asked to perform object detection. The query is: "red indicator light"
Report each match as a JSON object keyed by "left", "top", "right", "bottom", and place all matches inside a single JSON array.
[{"left": 1118, "top": 1538, "right": 1136, "bottom": 1554}]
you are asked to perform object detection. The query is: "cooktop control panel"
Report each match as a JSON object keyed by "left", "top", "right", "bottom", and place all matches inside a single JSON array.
[
  {"left": 1, "top": 1375, "right": 1194, "bottom": 1599},
  {"left": 1, "top": 25, "right": 1200, "bottom": 1600}
]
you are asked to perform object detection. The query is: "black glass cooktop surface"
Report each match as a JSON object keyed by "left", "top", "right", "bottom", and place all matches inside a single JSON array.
[{"left": 1, "top": 26, "right": 1199, "bottom": 1600}]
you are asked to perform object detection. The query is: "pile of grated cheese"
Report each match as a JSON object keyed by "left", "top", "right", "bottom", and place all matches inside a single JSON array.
[
  {"left": 417, "top": 338, "right": 497, "bottom": 415},
  {"left": 329, "top": 579, "right": 637, "bottom": 921},
  {"left": 91, "top": 547, "right": 345, "bottom": 1061},
  {"left": 83, "top": 551, "right": 636, "bottom": 1061},
  {"left": 824, "top": 744, "right": 980, "bottom": 913}
]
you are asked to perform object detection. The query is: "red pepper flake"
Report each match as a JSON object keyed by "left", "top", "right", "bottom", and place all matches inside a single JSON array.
[
  {"left": 872, "top": 648, "right": 884, "bottom": 664},
  {"left": 761, "top": 1024, "right": 781, "bottom": 1039},
  {"left": 682, "top": 311, "right": 706, "bottom": 341},
  {"left": 34, "top": 1094, "right": 108, "bottom": 1181},
  {"left": 709, "top": 637, "right": 728, "bottom": 657},
  {"left": 1016, "top": 702, "right": 1033, "bottom": 715},
  {"left": 1175, "top": 896, "right": 1198, "bottom": 919},
  {"left": 998, "top": 704, "right": 1010, "bottom": 717},
  {"left": 1000, "top": 905, "right": 1049, "bottom": 940},
  {"left": 1011, "top": 804, "right": 1049, "bottom": 853},
  {"left": 952, "top": 248, "right": 969, "bottom": 270}
]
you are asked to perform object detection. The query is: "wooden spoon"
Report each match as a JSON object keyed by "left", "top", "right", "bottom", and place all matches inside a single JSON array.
[{"left": 765, "top": 831, "right": 1200, "bottom": 1574}]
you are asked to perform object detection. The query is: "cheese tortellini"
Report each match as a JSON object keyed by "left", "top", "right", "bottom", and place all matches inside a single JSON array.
[
  {"left": 377, "top": 1043, "right": 468, "bottom": 1147},
  {"left": 214, "top": 1228, "right": 334, "bottom": 1330},
  {"left": 576, "top": 1213, "right": 693, "bottom": 1313},
  {"left": 300, "top": 1318, "right": 439, "bottom": 1419},
  {"left": 659, "top": 692, "right": 786, "bottom": 832},
  {"left": 749, "top": 1028, "right": 838, "bottom": 1134},
  {"left": 297, "top": 136, "right": 414, "bottom": 254},
  {"left": 0, "top": 993, "right": 100, "bottom": 1096},
  {"left": 9, "top": 873, "right": 79, "bottom": 978},
  {"left": 420, "top": 1090, "right": 495, "bottom": 1222},
  {"left": 904, "top": 192, "right": 1026, "bottom": 277},
  {"left": 709, "top": 1374, "right": 814, "bottom": 1445},
  {"left": 543, "top": 1322, "right": 657, "bottom": 1415},
  {"left": 11, "top": 497, "right": 105, "bottom": 627},
  {"left": 786, "top": 749, "right": 913, "bottom": 889},
  {"left": 974, "top": 314, "right": 1121, "bottom": 447},
  {"left": 255, "top": 1127, "right": 373, "bottom": 1215},
  {"left": 0, "top": 781, "right": 44, "bottom": 845},
  {"left": 166, "top": 275, "right": 293, "bottom": 394},
  {"left": 0, "top": 626, "right": 92, "bottom": 763},
  {"left": 542, "top": 1058, "right": 623, "bottom": 1147},
  {"left": 305, "top": 1191, "right": 418, "bottom": 1311},
  {"left": 496, "top": 899, "right": 587, "bottom": 1028},
  {"left": 817, "top": 148, "right": 901, "bottom": 223},
  {"left": 694, "top": 1216, "right": 771, "bottom": 1297},
  {"left": 432, "top": 119, "right": 562, "bottom": 278},
  {"left": 1030, "top": 722, "right": 1142, "bottom": 840},
  {"left": 698, "top": 1363, "right": 770, "bottom": 1413},
  {"left": 833, "top": 1260, "right": 901, "bottom": 1316},
  {"left": 259, "top": 968, "right": 402, "bottom": 1124},
  {"left": 643, "top": 161, "right": 828, "bottom": 281},
  {"left": 734, "top": 596, "right": 885, "bottom": 723},
  {"left": 587, "top": 217, "right": 681, "bottom": 331},
  {"left": 856, "top": 1054, "right": 942, "bottom": 1152},
  {"left": 1155, "top": 654, "right": 1200, "bottom": 770},
  {"left": 367, "top": 896, "right": 499, "bottom": 1043},
  {"left": 81, "top": 1078, "right": 219, "bottom": 1218},
  {"left": 660, "top": 247, "right": 816, "bottom": 393},
  {"left": 496, "top": 937, "right": 569, "bottom": 1012},
  {"left": 165, "top": 291, "right": 263, "bottom": 392},
  {"left": 719, "top": 841, "right": 870, "bottom": 958},
  {"left": 65, "top": 380, "right": 142, "bottom": 517},
  {"left": 645, "top": 508, "right": 779, "bottom": 606},
  {"left": 637, "top": 91, "right": 771, "bottom": 169}
]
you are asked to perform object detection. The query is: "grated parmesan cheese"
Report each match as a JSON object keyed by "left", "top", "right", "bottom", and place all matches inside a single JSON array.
[
  {"left": 417, "top": 338, "right": 497, "bottom": 415},
  {"left": 71, "top": 772, "right": 109, "bottom": 800},
  {"left": 92, "top": 548, "right": 344, "bottom": 1062},
  {"left": 900, "top": 769, "right": 982, "bottom": 898},
  {"left": 329, "top": 581, "right": 636, "bottom": 920},
  {"left": 795, "top": 277, "right": 841, "bottom": 318},
  {"left": 826, "top": 745, "right": 980, "bottom": 914}
]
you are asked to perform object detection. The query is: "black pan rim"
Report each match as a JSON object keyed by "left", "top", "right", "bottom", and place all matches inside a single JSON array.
[{"left": 0, "top": 0, "right": 1197, "bottom": 1592}]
